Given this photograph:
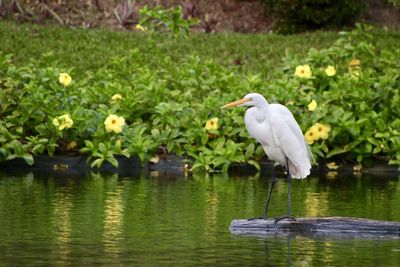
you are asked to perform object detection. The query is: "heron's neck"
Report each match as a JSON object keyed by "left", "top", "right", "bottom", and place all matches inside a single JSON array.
[
  {"left": 256, "top": 99, "right": 269, "bottom": 110},
  {"left": 253, "top": 101, "right": 269, "bottom": 123}
]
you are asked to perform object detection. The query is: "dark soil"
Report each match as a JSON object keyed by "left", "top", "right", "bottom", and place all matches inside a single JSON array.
[
  {"left": 1, "top": 0, "right": 399, "bottom": 33},
  {"left": 0, "top": 0, "right": 273, "bottom": 32}
]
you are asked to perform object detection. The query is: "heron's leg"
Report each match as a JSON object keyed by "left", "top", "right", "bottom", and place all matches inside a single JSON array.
[
  {"left": 274, "top": 158, "right": 296, "bottom": 225},
  {"left": 287, "top": 165, "right": 292, "bottom": 216},
  {"left": 263, "top": 164, "right": 276, "bottom": 219}
]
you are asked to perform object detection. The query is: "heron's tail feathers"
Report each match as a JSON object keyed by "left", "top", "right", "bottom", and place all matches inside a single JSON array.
[{"left": 288, "top": 159, "right": 311, "bottom": 179}]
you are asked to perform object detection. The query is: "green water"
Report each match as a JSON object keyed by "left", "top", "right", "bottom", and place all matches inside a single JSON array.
[{"left": 0, "top": 170, "right": 400, "bottom": 266}]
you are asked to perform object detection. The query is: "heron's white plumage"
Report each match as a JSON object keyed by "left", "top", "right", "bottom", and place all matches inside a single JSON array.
[{"left": 240, "top": 93, "right": 312, "bottom": 179}]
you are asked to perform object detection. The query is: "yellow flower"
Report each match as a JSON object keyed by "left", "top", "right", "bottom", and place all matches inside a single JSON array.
[
  {"left": 304, "top": 126, "right": 319, "bottom": 145},
  {"left": 313, "top": 123, "right": 331, "bottom": 140},
  {"left": 326, "top": 162, "right": 339, "bottom": 170},
  {"left": 205, "top": 117, "right": 219, "bottom": 131},
  {"left": 294, "top": 64, "right": 312, "bottom": 79},
  {"left": 111, "top": 94, "right": 123, "bottom": 101},
  {"left": 305, "top": 122, "right": 331, "bottom": 144},
  {"left": 308, "top": 100, "right": 317, "bottom": 111},
  {"left": 325, "top": 65, "right": 336, "bottom": 76},
  {"left": 53, "top": 114, "right": 73, "bottom": 131},
  {"left": 104, "top": 114, "right": 125, "bottom": 134},
  {"left": 135, "top": 24, "right": 146, "bottom": 31},
  {"left": 59, "top": 73, "right": 72, "bottom": 86}
]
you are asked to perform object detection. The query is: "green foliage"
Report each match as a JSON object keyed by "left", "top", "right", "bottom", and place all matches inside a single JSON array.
[
  {"left": 0, "top": 21, "right": 344, "bottom": 81},
  {"left": 138, "top": 5, "right": 199, "bottom": 37},
  {"left": 0, "top": 23, "right": 399, "bottom": 171},
  {"left": 277, "top": 24, "right": 400, "bottom": 166},
  {"left": 262, "top": 0, "right": 365, "bottom": 33}
]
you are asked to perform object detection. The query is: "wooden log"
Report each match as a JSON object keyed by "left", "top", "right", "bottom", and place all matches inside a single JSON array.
[{"left": 230, "top": 217, "right": 400, "bottom": 237}]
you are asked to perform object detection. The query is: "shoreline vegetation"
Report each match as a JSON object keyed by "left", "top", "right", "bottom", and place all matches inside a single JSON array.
[{"left": 1, "top": 21, "right": 400, "bottom": 173}]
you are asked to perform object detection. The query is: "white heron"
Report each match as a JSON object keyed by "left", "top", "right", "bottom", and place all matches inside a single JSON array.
[{"left": 223, "top": 93, "right": 312, "bottom": 220}]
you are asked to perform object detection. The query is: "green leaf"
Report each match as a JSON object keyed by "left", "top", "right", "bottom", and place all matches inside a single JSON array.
[
  {"left": 326, "top": 147, "right": 348, "bottom": 158},
  {"left": 245, "top": 143, "right": 255, "bottom": 159},
  {"left": 80, "top": 147, "right": 91, "bottom": 153},
  {"left": 84, "top": 140, "right": 93, "bottom": 149},
  {"left": 120, "top": 150, "right": 130, "bottom": 158},
  {"left": 373, "top": 146, "right": 382, "bottom": 154},
  {"left": 98, "top": 143, "right": 107, "bottom": 153},
  {"left": 367, "top": 137, "right": 379, "bottom": 146},
  {"left": 213, "top": 156, "right": 228, "bottom": 167},
  {"left": 107, "top": 157, "right": 119, "bottom": 168},
  {"left": 22, "top": 153, "right": 34, "bottom": 166},
  {"left": 32, "top": 144, "right": 44, "bottom": 154},
  {"left": 92, "top": 152, "right": 103, "bottom": 158},
  {"left": 167, "top": 142, "right": 174, "bottom": 153},
  {"left": 190, "top": 162, "right": 203, "bottom": 171},
  {"left": 247, "top": 160, "right": 260, "bottom": 171},
  {"left": 91, "top": 158, "right": 104, "bottom": 168},
  {"left": 201, "top": 134, "right": 208, "bottom": 145},
  {"left": 0, "top": 148, "right": 7, "bottom": 156},
  {"left": 364, "top": 143, "right": 372, "bottom": 153}
]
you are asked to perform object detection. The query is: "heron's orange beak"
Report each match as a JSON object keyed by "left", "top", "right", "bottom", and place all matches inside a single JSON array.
[{"left": 222, "top": 98, "right": 250, "bottom": 108}]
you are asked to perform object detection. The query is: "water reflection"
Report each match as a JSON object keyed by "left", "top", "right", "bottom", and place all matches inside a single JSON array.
[
  {"left": 101, "top": 173, "right": 124, "bottom": 258},
  {"left": 205, "top": 183, "right": 218, "bottom": 242},
  {"left": 0, "top": 169, "right": 398, "bottom": 266},
  {"left": 52, "top": 183, "right": 73, "bottom": 264},
  {"left": 305, "top": 192, "right": 329, "bottom": 217},
  {"left": 236, "top": 232, "right": 400, "bottom": 267}
]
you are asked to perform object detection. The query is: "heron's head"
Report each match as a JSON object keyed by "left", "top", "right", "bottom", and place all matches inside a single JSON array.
[{"left": 222, "top": 93, "right": 268, "bottom": 108}]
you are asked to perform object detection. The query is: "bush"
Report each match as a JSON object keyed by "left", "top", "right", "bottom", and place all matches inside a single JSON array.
[
  {"left": 0, "top": 24, "right": 399, "bottom": 172},
  {"left": 276, "top": 24, "right": 400, "bottom": 166},
  {"left": 262, "top": 0, "right": 365, "bottom": 33},
  {"left": 138, "top": 5, "right": 199, "bottom": 37}
]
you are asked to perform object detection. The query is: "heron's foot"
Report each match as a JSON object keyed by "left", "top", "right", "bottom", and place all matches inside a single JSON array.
[
  {"left": 274, "top": 215, "right": 296, "bottom": 225},
  {"left": 247, "top": 216, "right": 267, "bottom": 221}
]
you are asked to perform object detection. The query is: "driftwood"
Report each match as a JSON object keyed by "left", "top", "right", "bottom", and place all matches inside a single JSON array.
[{"left": 230, "top": 217, "right": 400, "bottom": 237}]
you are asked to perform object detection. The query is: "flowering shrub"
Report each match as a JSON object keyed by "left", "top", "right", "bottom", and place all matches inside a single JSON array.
[
  {"left": 277, "top": 24, "right": 400, "bottom": 167},
  {"left": 0, "top": 24, "right": 399, "bottom": 171}
]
